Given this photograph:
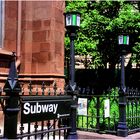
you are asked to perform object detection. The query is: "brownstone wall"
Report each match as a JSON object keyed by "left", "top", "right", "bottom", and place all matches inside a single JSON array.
[
  {"left": 0, "top": 1, "right": 17, "bottom": 87},
  {"left": 4, "top": 1, "right": 17, "bottom": 52},
  {"left": 0, "top": 1, "right": 65, "bottom": 89}
]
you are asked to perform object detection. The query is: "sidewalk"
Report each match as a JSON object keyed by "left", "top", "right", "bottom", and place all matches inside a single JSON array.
[{"left": 77, "top": 130, "right": 140, "bottom": 139}]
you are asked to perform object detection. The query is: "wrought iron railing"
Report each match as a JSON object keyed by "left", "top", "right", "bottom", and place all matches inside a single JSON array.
[
  {"left": 126, "top": 87, "right": 140, "bottom": 134},
  {"left": 77, "top": 87, "right": 119, "bottom": 134},
  {"left": 0, "top": 81, "right": 71, "bottom": 139},
  {"left": 77, "top": 86, "right": 140, "bottom": 136}
]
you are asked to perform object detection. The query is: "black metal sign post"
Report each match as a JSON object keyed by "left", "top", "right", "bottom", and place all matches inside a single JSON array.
[{"left": 3, "top": 55, "right": 21, "bottom": 139}]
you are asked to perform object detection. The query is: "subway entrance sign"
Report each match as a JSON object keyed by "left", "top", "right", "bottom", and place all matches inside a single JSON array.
[{"left": 21, "top": 96, "right": 73, "bottom": 123}]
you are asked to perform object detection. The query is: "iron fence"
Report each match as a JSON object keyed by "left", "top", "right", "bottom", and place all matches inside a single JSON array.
[
  {"left": 77, "top": 87, "right": 119, "bottom": 134},
  {"left": 0, "top": 81, "right": 72, "bottom": 139},
  {"left": 126, "top": 88, "right": 140, "bottom": 134},
  {"left": 19, "top": 82, "right": 70, "bottom": 140},
  {"left": 77, "top": 86, "right": 140, "bottom": 136},
  {"left": 2, "top": 83, "right": 140, "bottom": 138}
]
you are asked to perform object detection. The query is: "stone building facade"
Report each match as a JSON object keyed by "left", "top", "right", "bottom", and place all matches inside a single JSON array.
[{"left": 0, "top": 1, "right": 65, "bottom": 89}]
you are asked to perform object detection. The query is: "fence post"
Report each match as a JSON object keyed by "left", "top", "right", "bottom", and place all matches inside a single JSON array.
[
  {"left": 117, "top": 89, "right": 128, "bottom": 137},
  {"left": 117, "top": 51, "right": 128, "bottom": 137},
  {"left": 3, "top": 54, "right": 21, "bottom": 139},
  {"left": 66, "top": 85, "right": 78, "bottom": 140},
  {"left": 96, "top": 96, "right": 100, "bottom": 131}
]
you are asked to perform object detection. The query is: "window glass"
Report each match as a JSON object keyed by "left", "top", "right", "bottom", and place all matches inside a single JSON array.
[{"left": 0, "top": 0, "right": 4, "bottom": 48}]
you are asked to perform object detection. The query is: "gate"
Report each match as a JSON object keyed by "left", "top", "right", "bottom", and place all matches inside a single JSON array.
[{"left": 0, "top": 58, "right": 77, "bottom": 139}]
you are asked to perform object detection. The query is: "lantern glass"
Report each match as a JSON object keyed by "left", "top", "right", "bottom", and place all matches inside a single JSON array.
[
  {"left": 77, "top": 14, "right": 80, "bottom": 27},
  {"left": 65, "top": 12, "right": 81, "bottom": 28},
  {"left": 118, "top": 35, "right": 129, "bottom": 45},
  {"left": 66, "top": 15, "right": 72, "bottom": 26}
]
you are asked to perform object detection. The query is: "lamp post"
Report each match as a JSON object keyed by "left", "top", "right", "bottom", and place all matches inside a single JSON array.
[
  {"left": 117, "top": 34, "right": 129, "bottom": 137},
  {"left": 64, "top": 12, "right": 81, "bottom": 139},
  {"left": 64, "top": 12, "right": 80, "bottom": 91}
]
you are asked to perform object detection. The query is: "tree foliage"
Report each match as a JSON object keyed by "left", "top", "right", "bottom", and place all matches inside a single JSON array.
[{"left": 65, "top": 0, "right": 140, "bottom": 69}]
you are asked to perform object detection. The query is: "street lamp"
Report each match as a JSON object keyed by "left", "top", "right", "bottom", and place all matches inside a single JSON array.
[
  {"left": 65, "top": 12, "right": 80, "bottom": 30},
  {"left": 64, "top": 11, "right": 81, "bottom": 139},
  {"left": 118, "top": 35, "right": 129, "bottom": 46},
  {"left": 117, "top": 34, "right": 129, "bottom": 137},
  {"left": 64, "top": 12, "right": 81, "bottom": 91},
  {"left": 118, "top": 34, "right": 129, "bottom": 90}
]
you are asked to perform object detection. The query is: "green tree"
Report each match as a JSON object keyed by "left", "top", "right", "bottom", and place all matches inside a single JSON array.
[{"left": 65, "top": 0, "right": 140, "bottom": 69}]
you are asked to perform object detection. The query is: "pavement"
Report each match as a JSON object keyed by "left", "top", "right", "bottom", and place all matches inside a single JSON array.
[{"left": 77, "top": 130, "right": 140, "bottom": 139}]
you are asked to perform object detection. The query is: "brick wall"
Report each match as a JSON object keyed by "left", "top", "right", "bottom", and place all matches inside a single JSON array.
[
  {"left": 0, "top": 1, "right": 65, "bottom": 88},
  {"left": 4, "top": 1, "right": 17, "bottom": 52}
]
